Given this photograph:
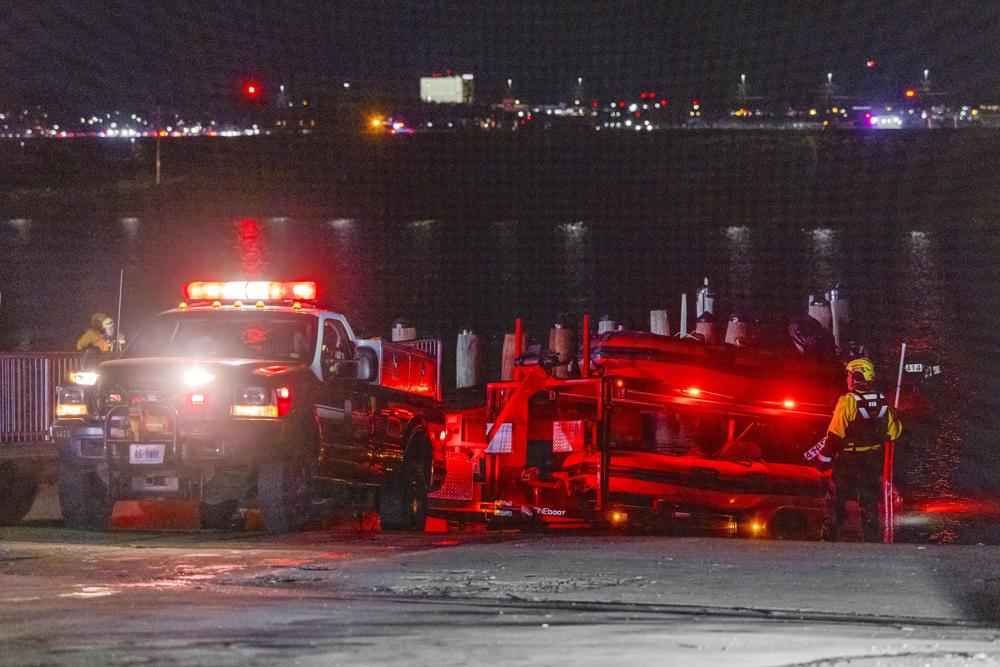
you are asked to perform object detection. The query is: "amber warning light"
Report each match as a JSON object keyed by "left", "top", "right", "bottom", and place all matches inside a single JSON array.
[{"left": 183, "top": 281, "right": 317, "bottom": 303}]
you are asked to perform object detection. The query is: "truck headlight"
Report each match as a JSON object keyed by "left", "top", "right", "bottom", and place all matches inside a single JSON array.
[
  {"left": 183, "top": 368, "right": 215, "bottom": 387},
  {"left": 69, "top": 371, "right": 99, "bottom": 386}
]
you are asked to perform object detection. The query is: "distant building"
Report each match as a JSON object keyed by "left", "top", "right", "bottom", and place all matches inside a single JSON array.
[{"left": 420, "top": 74, "right": 474, "bottom": 104}]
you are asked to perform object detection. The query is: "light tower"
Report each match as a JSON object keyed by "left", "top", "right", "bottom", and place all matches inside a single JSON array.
[
  {"left": 575, "top": 76, "right": 583, "bottom": 106},
  {"left": 821, "top": 72, "right": 835, "bottom": 106}
]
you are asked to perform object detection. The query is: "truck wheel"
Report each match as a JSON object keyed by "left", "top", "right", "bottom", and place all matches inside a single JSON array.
[
  {"left": 0, "top": 462, "right": 40, "bottom": 526},
  {"left": 380, "top": 442, "right": 430, "bottom": 531},
  {"left": 57, "top": 459, "right": 112, "bottom": 531},
  {"left": 199, "top": 500, "right": 238, "bottom": 530},
  {"left": 257, "top": 458, "right": 313, "bottom": 533}
]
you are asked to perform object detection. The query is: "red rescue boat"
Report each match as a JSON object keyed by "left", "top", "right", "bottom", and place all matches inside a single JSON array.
[{"left": 431, "top": 328, "right": 844, "bottom": 538}]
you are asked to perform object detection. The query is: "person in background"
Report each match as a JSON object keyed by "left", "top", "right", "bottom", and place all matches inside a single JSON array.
[
  {"left": 815, "top": 357, "right": 902, "bottom": 541},
  {"left": 76, "top": 312, "right": 116, "bottom": 353}
]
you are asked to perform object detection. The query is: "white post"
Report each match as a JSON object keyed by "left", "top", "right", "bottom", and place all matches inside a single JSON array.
[
  {"left": 830, "top": 295, "right": 841, "bottom": 351},
  {"left": 650, "top": 309, "right": 670, "bottom": 336},
  {"left": 680, "top": 293, "right": 688, "bottom": 337},
  {"left": 894, "top": 342, "right": 907, "bottom": 409}
]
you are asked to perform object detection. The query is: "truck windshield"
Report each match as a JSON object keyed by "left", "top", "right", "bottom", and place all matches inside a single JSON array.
[{"left": 124, "top": 311, "right": 317, "bottom": 361}]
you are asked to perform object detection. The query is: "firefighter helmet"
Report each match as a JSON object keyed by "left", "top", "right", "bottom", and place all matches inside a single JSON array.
[{"left": 846, "top": 357, "right": 875, "bottom": 383}]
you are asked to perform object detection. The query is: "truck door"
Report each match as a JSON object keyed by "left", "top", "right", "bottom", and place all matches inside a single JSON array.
[{"left": 314, "top": 318, "right": 374, "bottom": 484}]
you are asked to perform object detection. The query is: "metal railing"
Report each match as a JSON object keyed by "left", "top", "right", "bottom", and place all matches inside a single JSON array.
[
  {"left": 0, "top": 352, "right": 82, "bottom": 443},
  {"left": 404, "top": 338, "right": 443, "bottom": 402}
]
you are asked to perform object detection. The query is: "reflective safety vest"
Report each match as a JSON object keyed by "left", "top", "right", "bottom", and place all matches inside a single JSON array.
[{"left": 844, "top": 390, "right": 889, "bottom": 451}]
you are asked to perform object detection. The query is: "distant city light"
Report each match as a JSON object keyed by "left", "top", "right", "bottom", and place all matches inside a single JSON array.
[{"left": 904, "top": 89, "right": 916, "bottom": 98}]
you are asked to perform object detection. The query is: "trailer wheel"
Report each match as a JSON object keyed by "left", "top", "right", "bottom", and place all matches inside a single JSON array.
[
  {"left": 768, "top": 509, "right": 810, "bottom": 540},
  {"left": 0, "top": 462, "right": 40, "bottom": 526},
  {"left": 380, "top": 436, "right": 430, "bottom": 531},
  {"left": 257, "top": 457, "right": 313, "bottom": 534},
  {"left": 57, "top": 459, "right": 112, "bottom": 531}
]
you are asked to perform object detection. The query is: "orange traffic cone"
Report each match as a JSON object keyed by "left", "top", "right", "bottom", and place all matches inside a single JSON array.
[{"left": 109, "top": 500, "right": 201, "bottom": 531}]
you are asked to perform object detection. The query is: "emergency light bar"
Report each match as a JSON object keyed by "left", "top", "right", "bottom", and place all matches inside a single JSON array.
[{"left": 183, "top": 281, "right": 317, "bottom": 303}]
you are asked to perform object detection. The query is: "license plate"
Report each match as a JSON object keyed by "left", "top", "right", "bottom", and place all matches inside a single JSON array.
[{"left": 129, "top": 444, "right": 165, "bottom": 464}]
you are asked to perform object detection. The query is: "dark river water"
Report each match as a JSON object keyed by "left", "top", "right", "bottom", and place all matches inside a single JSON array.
[{"left": 1, "top": 131, "right": 998, "bottom": 541}]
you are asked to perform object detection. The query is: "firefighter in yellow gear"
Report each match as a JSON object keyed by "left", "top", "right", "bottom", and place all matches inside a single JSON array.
[
  {"left": 817, "top": 357, "right": 902, "bottom": 541},
  {"left": 76, "top": 312, "right": 116, "bottom": 353}
]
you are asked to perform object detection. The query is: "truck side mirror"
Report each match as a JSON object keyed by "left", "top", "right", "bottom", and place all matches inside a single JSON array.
[
  {"left": 327, "top": 348, "right": 378, "bottom": 382},
  {"left": 356, "top": 347, "right": 378, "bottom": 382}
]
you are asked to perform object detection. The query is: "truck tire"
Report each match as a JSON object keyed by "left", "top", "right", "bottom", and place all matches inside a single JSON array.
[
  {"left": 57, "top": 459, "right": 112, "bottom": 531},
  {"left": 199, "top": 500, "right": 238, "bottom": 530},
  {"left": 0, "top": 461, "right": 40, "bottom": 526},
  {"left": 380, "top": 437, "right": 430, "bottom": 531},
  {"left": 257, "top": 458, "right": 313, "bottom": 533}
]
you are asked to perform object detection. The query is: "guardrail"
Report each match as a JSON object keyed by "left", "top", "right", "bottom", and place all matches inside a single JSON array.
[{"left": 0, "top": 352, "right": 82, "bottom": 444}]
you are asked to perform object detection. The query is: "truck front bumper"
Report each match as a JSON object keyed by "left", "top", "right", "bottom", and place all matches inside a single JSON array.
[{"left": 53, "top": 414, "right": 286, "bottom": 500}]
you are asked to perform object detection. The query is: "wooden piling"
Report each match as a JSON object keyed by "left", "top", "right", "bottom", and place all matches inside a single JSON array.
[
  {"left": 725, "top": 313, "right": 749, "bottom": 346},
  {"left": 501, "top": 330, "right": 526, "bottom": 381},
  {"left": 695, "top": 311, "right": 717, "bottom": 344},
  {"left": 830, "top": 286, "right": 850, "bottom": 351},
  {"left": 391, "top": 319, "right": 417, "bottom": 342},
  {"left": 650, "top": 309, "right": 671, "bottom": 336},
  {"left": 548, "top": 323, "right": 575, "bottom": 379},
  {"left": 456, "top": 329, "right": 482, "bottom": 389},
  {"left": 808, "top": 295, "right": 832, "bottom": 331}
]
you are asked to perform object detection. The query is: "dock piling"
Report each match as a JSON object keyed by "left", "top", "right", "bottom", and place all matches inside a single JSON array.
[
  {"left": 548, "top": 321, "right": 575, "bottom": 379},
  {"left": 695, "top": 311, "right": 717, "bottom": 344},
  {"left": 391, "top": 318, "right": 417, "bottom": 342},
  {"left": 650, "top": 309, "right": 670, "bottom": 336},
  {"left": 808, "top": 295, "right": 832, "bottom": 330},
  {"left": 725, "top": 313, "right": 749, "bottom": 346},
  {"left": 456, "top": 328, "right": 482, "bottom": 388}
]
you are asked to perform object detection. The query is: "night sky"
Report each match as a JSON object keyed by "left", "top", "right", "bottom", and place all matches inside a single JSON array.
[{"left": 2, "top": 0, "right": 998, "bottom": 112}]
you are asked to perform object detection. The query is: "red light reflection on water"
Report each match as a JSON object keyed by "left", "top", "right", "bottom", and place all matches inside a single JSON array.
[
  {"left": 918, "top": 498, "right": 1000, "bottom": 517},
  {"left": 265, "top": 558, "right": 312, "bottom": 566},
  {"left": 236, "top": 218, "right": 265, "bottom": 278}
]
